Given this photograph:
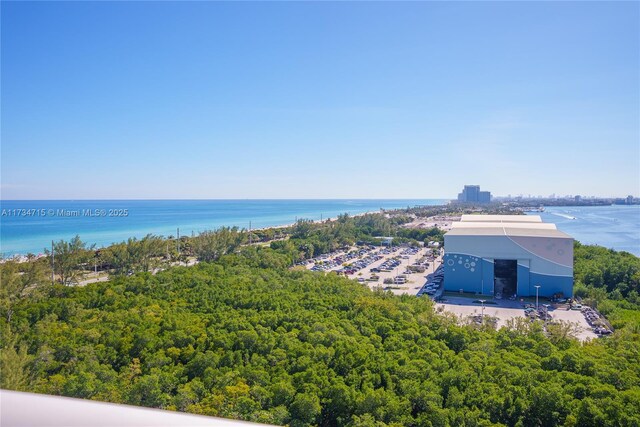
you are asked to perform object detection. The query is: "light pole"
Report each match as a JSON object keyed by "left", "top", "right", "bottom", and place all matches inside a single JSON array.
[
  {"left": 479, "top": 299, "right": 486, "bottom": 325},
  {"left": 51, "top": 240, "right": 55, "bottom": 285},
  {"left": 534, "top": 285, "right": 541, "bottom": 310}
]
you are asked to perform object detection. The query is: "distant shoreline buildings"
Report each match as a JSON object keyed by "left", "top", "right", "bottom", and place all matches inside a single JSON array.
[
  {"left": 453, "top": 185, "right": 638, "bottom": 206},
  {"left": 495, "top": 195, "right": 639, "bottom": 207}
]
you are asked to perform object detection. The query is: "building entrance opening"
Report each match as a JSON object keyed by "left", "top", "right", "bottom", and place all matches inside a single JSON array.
[{"left": 494, "top": 259, "right": 517, "bottom": 299}]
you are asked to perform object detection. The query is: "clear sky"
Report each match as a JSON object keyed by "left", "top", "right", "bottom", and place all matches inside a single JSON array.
[{"left": 1, "top": 1, "right": 638, "bottom": 200}]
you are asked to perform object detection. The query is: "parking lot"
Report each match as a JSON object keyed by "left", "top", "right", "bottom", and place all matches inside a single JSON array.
[
  {"left": 305, "top": 245, "right": 442, "bottom": 295},
  {"left": 416, "top": 263, "right": 445, "bottom": 298},
  {"left": 435, "top": 296, "right": 598, "bottom": 341}
]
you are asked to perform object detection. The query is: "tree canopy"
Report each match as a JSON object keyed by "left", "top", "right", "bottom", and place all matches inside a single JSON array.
[{"left": 1, "top": 242, "right": 639, "bottom": 426}]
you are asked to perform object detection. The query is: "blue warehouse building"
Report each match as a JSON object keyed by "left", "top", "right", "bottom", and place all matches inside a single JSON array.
[{"left": 443, "top": 215, "right": 573, "bottom": 298}]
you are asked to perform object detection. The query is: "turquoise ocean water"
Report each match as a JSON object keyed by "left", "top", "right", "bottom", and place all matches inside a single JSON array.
[{"left": 0, "top": 199, "right": 445, "bottom": 256}]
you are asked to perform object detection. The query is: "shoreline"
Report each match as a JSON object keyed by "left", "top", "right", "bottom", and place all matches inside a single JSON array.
[
  {"left": 4, "top": 203, "right": 638, "bottom": 259},
  {"left": 0, "top": 206, "right": 413, "bottom": 261}
]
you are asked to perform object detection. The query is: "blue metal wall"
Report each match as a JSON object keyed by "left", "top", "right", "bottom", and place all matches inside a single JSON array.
[
  {"left": 481, "top": 258, "right": 494, "bottom": 295},
  {"left": 529, "top": 272, "right": 573, "bottom": 298},
  {"left": 516, "top": 262, "right": 530, "bottom": 296},
  {"left": 443, "top": 253, "right": 485, "bottom": 294},
  {"left": 443, "top": 252, "right": 573, "bottom": 297}
]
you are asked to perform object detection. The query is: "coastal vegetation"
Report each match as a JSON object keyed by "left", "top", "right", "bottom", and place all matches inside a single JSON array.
[
  {"left": 573, "top": 242, "right": 640, "bottom": 331},
  {"left": 8, "top": 210, "right": 447, "bottom": 285},
  {"left": 45, "top": 236, "right": 95, "bottom": 285},
  {"left": 1, "top": 218, "right": 639, "bottom": 426}
]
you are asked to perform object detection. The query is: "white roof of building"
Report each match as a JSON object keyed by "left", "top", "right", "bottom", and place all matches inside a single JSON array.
[
  {"left": 453, "top": 222, "right": 556, "bottom": 230},
  {"left": 460, "top": 214, "right": 542, "bottom": 223},
  {"left": 446, "top": 227, "right": 571, "bottom": 238},
  {"left": 448, "top": 215, "right": 572, "bottom": 239}
]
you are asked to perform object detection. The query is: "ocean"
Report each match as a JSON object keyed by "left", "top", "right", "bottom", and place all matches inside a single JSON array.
[
  {"left": 2, "top": 201, "right": 638, "bottom": 257},
  {"left": 0, "top": 199, "right": 445, "bottom": 256},
  {"left": 532, "top": 205, "right": 640, "bottom": 256}
]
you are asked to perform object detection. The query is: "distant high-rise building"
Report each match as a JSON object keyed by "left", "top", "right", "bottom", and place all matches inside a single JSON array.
[{"left": 457, "top": 185, "right": 492, "bottom": 203}]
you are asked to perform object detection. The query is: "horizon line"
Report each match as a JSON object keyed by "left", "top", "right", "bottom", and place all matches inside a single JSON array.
[{"left": 0, "top": 197, "right": 452, "bottom": 202}]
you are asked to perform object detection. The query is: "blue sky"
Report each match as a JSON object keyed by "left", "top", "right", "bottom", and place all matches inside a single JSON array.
[{"left": 2, "top": 2, "right": 638, "bottom": 199}]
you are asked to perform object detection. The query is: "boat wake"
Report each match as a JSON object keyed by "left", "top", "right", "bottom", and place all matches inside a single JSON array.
[{"left": 551, "top": 212, "right": 577, "bottom": 220}]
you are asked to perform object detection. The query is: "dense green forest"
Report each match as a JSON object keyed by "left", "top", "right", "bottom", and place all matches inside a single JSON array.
[
  {"left": 1, "top": 236, "right": 639, "bottom": 426},
  {"left": 572, "top": 242, "right": 640, "bottom": 332}
]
